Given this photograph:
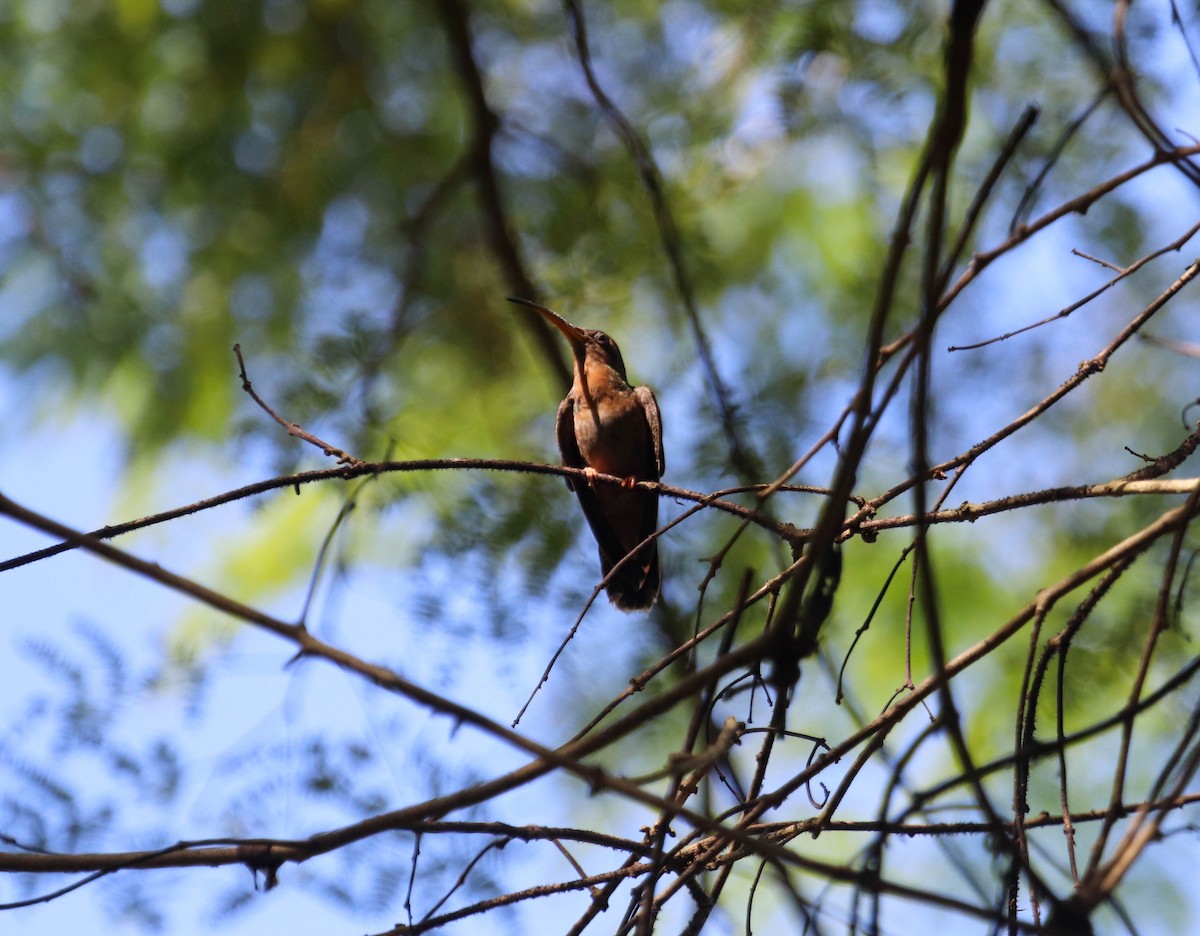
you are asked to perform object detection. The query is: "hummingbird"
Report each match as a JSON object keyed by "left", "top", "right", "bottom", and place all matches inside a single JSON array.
[{"left": 509, "top": 297, "right": 664, "bottom": 610}]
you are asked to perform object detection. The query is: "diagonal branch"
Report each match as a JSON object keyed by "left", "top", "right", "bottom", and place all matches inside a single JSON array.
[{"left": 434, "top": 0, "right": 569, "bottom": 387}]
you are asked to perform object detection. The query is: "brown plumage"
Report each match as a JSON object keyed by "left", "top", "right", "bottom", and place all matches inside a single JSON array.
[{"left": 509, "top": 297, "right": 664, "bottom": 610}]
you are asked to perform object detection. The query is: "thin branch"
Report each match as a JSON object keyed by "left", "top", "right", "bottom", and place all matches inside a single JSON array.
[
  {"left": 0, "top": 464, "right": 813, "bottom": 574},
  {"left": 936, "top": 143, "right": 1200, "bottom": 321},
  {"left": 434, "top": 0, "right": 568, "bottom": 387},
  {"left": 948, "top": 219, "right": 1200, "bottom": 352},
  {"left": 561, "top": 0, "right": 761, "bottom": 481},
  {"left": 233, "top": 344, "right": 365, "bottom": 467},
  {"left": 856, "top": 254, "right": 1200, "bottom": 531},
  {"left": 1010, "top": 90, "right": 1107, "bottom": 235}
]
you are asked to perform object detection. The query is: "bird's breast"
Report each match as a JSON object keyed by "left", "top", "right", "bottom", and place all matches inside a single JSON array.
[{"left": 573, "top": 390, "right": 652, "bottom": 479}]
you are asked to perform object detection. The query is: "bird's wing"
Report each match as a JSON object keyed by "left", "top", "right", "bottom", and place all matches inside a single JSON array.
[
  {"left": 635, "top": 385, "right": 664, "bottom": 478},
  {"left": 557, "top": 392, "right": 637, "bottom": 571},
  {"left": 557, "top": 387, "right": 661, "bottom": 609},
  {"left": 555, "top": 396, "right": 583, "bottom": 491}
]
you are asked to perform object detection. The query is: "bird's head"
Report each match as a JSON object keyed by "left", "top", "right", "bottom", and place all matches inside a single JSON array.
[{"left": 507, "top": 297, "right": 629, "bottom": 388}]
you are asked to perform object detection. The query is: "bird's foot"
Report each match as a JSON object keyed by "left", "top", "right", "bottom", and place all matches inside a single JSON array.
[
  {"left": 583, "top": 466, "right": 600, "bottom": 487},
  {"left": 620, "top": 475, "right": 638, "bottom": 489}
]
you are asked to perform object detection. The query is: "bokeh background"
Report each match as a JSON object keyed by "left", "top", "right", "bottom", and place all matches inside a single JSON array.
[{"left": 3, "top": 0, "right": 1200, "bottom": 933}]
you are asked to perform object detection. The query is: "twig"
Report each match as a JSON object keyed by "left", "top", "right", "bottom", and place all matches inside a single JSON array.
[
  {"left": 233, "top": 344, "right": 365, "bottom": 468},
  {"left": 857, "top": 255, "right": 1200, "bottom": 531},
  {"left": 1009, "top": 90, "right": 1107, "bottom": 235},
  {"left": 948, "top": 220, "right": 1200, "bottom": 352}
]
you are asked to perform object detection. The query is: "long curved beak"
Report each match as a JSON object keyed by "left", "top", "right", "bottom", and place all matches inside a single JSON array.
[{"left": 507, "top": 297, "right": 587, "bottom": 352}]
